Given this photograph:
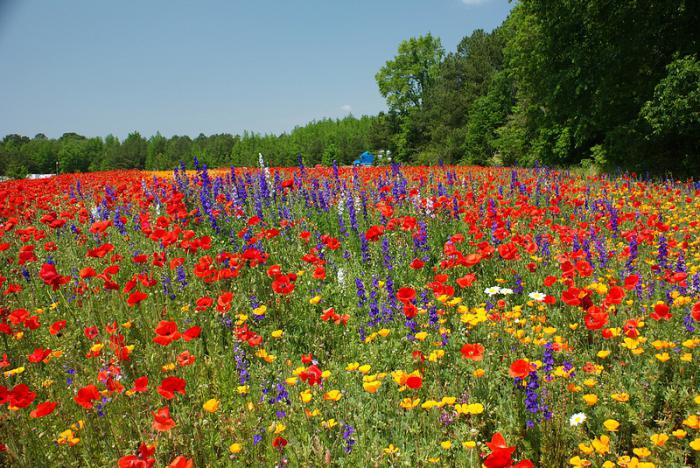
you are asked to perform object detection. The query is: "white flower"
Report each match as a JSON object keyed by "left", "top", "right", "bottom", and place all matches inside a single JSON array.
[
  {"left": 484, "top": 286, "right": 501, "bottom": 296},
  {"left": 569, "top": 412, "right": 587, "bottom": 427},
  {"left": 337, "top": 268, "right": 346, "bottom": 284},
  {"left": 528, "top": 291, "right": 546, "bottom": 302},
  {"left": 499, "top": 287, "right": 514, "bottom": 295}
]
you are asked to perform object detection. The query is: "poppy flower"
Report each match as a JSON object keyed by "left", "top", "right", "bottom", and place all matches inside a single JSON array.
[
  {"left": 168, "top": 456, "right": 193, "bottom": 468},
  {"left": 8, "top": 384, "right": 36, "bottom": 409},
  {"left": 152, "top": 406, "right": 176, "bottom": 432},
  {"left": 509, "top": 359, "right": 535, "bottom": 379},
  {"left": 650, "top": 303, "right": 672, "bottom": 321},
  {"left": 153, "top": 321, "right": 181, "bottom": 346},
  {"left": 157, "top": 377, "right": 186, "bottom": 399},
  {"left": 182, "top": 326, "right": 201, "bottom": 341},
  {"left": 30, "top": 401, "right": 57, "bottom": 418},
  {"left": 272, "top": 437, "right": 287, "bottom": 449},
  {"left": 405, "top": 375, "right": 423, "bottom": 389},
  {"left": 74, "top": 384, "right": 101, "bottom": 409},
  {"left": 456, "top": 274, "right": 477, "bottom": 288},
  {"left": 460, "top": 343, "right": 485, "bottom": 361},
  {"left": 396, "top": 287, "right": 416, "bottom": 304},
  {"left": 49, "top": 320, "right": 67, "bottom": 335},
  {"left": 132, "top": 376, "right": 148, "bottom": 393},
  {"left": 127, "top": 291, "right": 148, "bottom": 306},
  {"left": 364, "top": 225, "right": 384, "bottom": 242}
]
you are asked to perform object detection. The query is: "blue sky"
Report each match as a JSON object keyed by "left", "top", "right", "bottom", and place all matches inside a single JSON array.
[{"left": 0, "top": 0, "right": 514, "bottom": 139}]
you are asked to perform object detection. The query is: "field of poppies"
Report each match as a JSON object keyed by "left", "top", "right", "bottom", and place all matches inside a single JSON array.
[{"left": 0, "top": 161, "right": 699, "bottom": 467}]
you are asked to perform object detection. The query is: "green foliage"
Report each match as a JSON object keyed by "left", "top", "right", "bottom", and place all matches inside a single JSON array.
[{"left": 375, "top": 34, "right": 444, "bottom": 115}]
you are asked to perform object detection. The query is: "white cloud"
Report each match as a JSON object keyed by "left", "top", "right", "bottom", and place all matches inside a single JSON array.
[
  {"left": 461, "top": 0, "right": 489, "bottom": 5},
  {"left": 340, "top": 104, "right": 352, "bottom": 113}
]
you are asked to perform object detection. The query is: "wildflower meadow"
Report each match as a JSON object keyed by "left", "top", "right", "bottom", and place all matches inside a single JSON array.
[{"left": 1, "top": 161, "right": 699, "bottom": 467}]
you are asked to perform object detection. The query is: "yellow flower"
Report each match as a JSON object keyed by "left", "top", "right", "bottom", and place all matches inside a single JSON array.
[
  {"left": 473, "top": 368, "right": 485, "bottom": 378},
  {"left": 378, "top": 328, "right": 390, "bottom": 337},
  {"left": 268, "top": 422, "right": 286, "bottom": 434},
  {"left": 253, "top": 305, "right": 267, "bottom": 315},
  {"left": 596, "top": 350, "right": 611, "bottom": 359},
  {"left": 569, "top": 455, "right": 591, "bottom": 467},
  {"left": 285, "top": 377, "right": 297, "bottom": 386},
  {"left": 358, "top": 364, "right": 371, "bottom": 374},
  {"left": 603, "top": 419, "right": 620, "bottom": 432},
  {"left": 229, "top": 442, "right": 243, "bottom": 454},
  {"left": 3, "top": 367, "right": 25, "bottom": 378},
  {"left": 672, "top": 429, "right": 687, "bottom": 439},
  {"left": 582, "top": 394, "right": 598, "bottom": 406},
  {"left": 202, "top": 399, "right": 220, "bottom": 413},
  {"left": 611, "top": 392, "right": 629, "bottom": 402},
  {"left": 271, "top": 329, "right": 283, "bottom": 338},
  {"left": 690, "top": 438, "right": 700, "bottom": 451},
  {"left": 655, "top": 352, "right": 670, "bottom": 362},
  {"left": 650, "top": 433, "right": 668, "bottom": 446},
  {"left": 345, "top": 362, "right": 359, "bottom": 371},
  {"left": 683, "top": 414, "right": 700, "bottom": 429},
  {"left": 321, "top": 419, "right": 337, "bottom": 429},
  {"left": 440, "top": 440, "right": 452, "bottom": 450},
  {"left": 300, "top": 389, "right": 313, "bottom": 404},
  {"left": 399, "top": 397, "right": 420, "bottom": 410},
  {"left": 632, "top": 447, "right": 651, "bottom": 458},
  {"left": 415, "top": 331, "right": 428, "bottom": 341},
  {"left": 578, "top": 443, "right": 594, "bottom": 455},
  {"left": 462, "top": 440, "right": 476, "bottom": 449},
  {"left": 455, "top": 403, "right": 484, "bottom": 415},
  {"left": 237, "top": 385, "right": 249, "bottom": 395},
  {"left": 323, "top": 390, "right": 342, "bottom": 401},
  {"left": 383, "top": 444, "right": 400, "bottom": 456},
  {"left": 309, "top": 295, "right": 321, "bottom": 305},
  {"left": 592, "top": 435, "right": 610, "bottom": 455},
  {"left": 363, "top": 380, "right": 382, "bottom": 393}
]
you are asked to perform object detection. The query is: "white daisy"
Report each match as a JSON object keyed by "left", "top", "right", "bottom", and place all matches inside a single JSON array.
[
  {"left": 528, "top": 291, "right": 546, "bottom": 302},
  {"left": 569, "top": 412, "right": 587, "bottom": 426},
  {"left": 484, "top": 286, "right": 501, "bottom": 296}
]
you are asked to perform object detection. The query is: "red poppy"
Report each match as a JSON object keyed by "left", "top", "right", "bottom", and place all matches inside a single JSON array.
[
  {"left": 28, "top": 347, "right": 52, "bottom": 363},
  {"left": 39, "top": 263, "right": 70, "bottom": 290},
  {"left": 168, "top": 456, "right": 193, "bottom": 468},
  {"left": 195, "top": 296, "right": 213, "bottom": 311},
  {"left": 272, "top": 275, "right": 295, "bottom": 295},
  {"left": 497, "top": 242, "right": 519, "bottom": 261},
  {"left": 405, "top": 375, "right": 422, "bottom": 389},
  {"left": 623, "top": 274, "right": 639, "bottom": 290},
  {"left": 182, "top": 326, "right": 201, "bottom": 341},
  {"left": 152, "top": 406, "right": 176, "bottom": 432},
  {"left": 8, "top": 384, "right": 36, "bottom": 409},
  {"left": 396, "top": 287, "right": 416, "bottom": 304},
  {"left": 153, "top": 321, "right": 181, "bottom": 346},
  {"left": 456, "top": 274, "right": 477, "bottom": 288},
  {"left": 509, "top": 359, "right": 534, "bottom": 379},
  {"left": 692, "top": 302, "right": 700, "bottom": 321},
  {"left": 132, "top": 376, "right": 148, "bottom": 393},
  {"left": 409, "top": 258, "right": 425, "bottom": 269},
  {"left": 650, "top": 303, "right": 672, "bottom": 321},
  {"left": 299, "top": 364, "right": 323, "bottom": 386},
  {"left": 74, "top": 384, "right": 101, "bottom": 408},
  {"left": 127, "top": 291, "right": 148, "bottom": 306},
  {"left": 157, "top": 377, "right": 186, "bottom": 399},
  {"left": 460, "top": 343, "right": 485, "bottom": 361},
  {"left": 272, "top": 437, "right": 288, "bottom": 449},
  {"left": 364, "top": 225, "right": 384, "bottom": 242},
  {"left": 30, "top": 401, "right": 57, "bottom": 418}
]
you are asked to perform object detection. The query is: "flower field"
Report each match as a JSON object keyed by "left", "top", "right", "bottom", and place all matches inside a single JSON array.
[{"left": 0, "top": 162, "right": 699, "bottom": 467}]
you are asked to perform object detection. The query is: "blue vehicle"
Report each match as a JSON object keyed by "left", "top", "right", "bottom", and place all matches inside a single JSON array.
[{"left": 353, "top": 151, "right": 374, "bottom": 166}]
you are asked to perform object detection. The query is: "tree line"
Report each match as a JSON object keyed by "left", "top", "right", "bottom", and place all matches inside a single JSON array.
[{"left": 2, "top": 0, "right": 698, "bottom": 177}]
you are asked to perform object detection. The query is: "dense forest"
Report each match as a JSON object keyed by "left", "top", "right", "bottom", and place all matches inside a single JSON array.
[{"left": 2, "top": 0, "right": 699, "bottom": 177}]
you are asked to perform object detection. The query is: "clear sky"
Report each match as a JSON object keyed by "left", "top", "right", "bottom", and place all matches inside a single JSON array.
[{"left": 0, "top": 0, "right": 514, "bottom": 139}]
